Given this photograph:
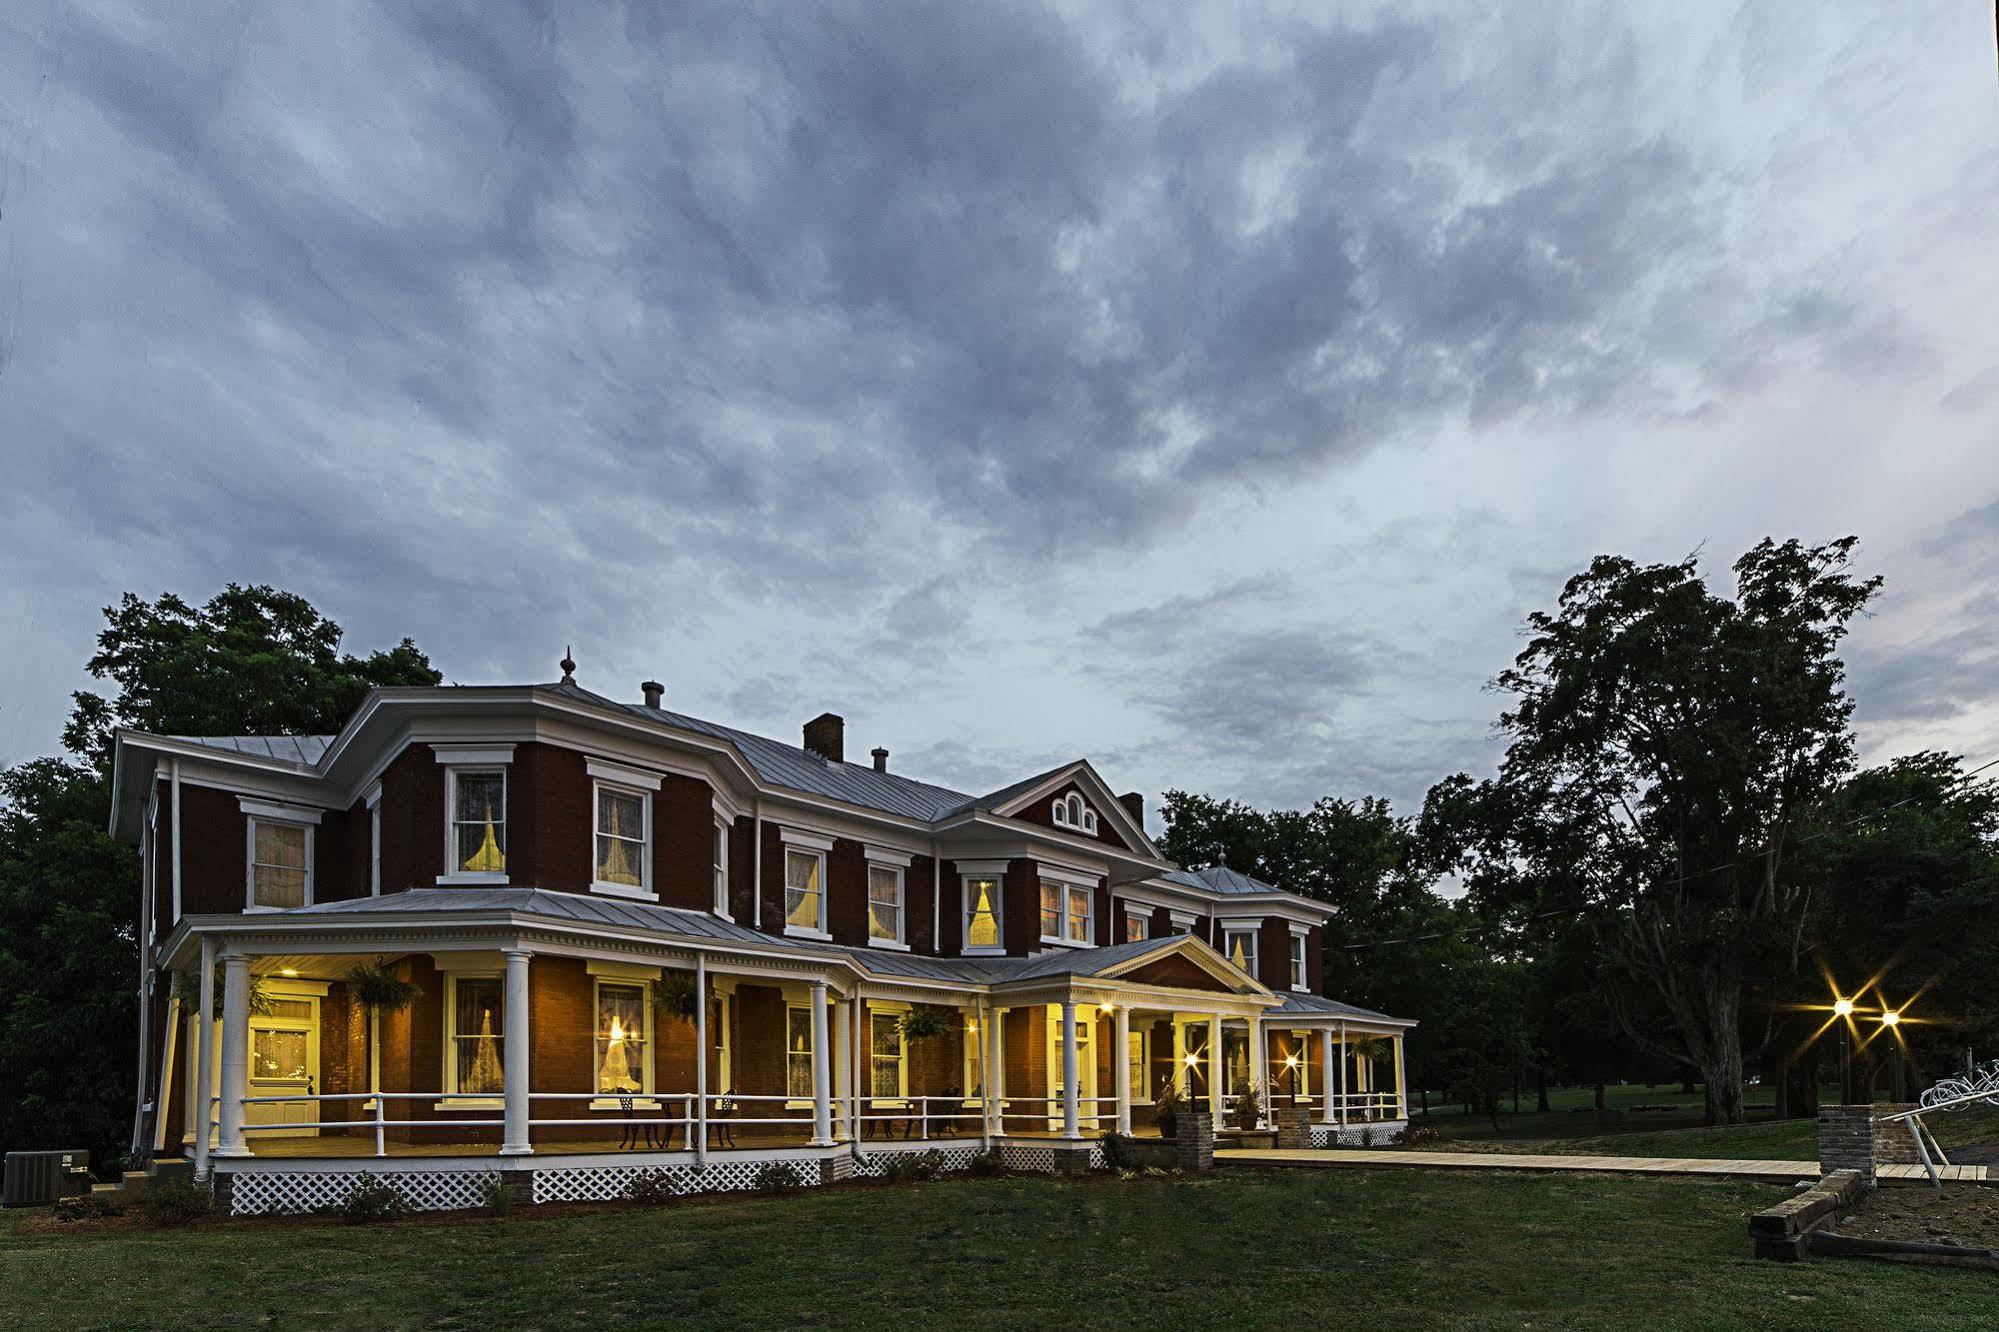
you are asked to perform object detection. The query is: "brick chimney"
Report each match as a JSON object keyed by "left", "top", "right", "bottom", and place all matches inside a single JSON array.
[
  {"left": 1118, "top": 791, "right": 1144, "bottom": 827},
  {"left": 803, "top": 712, "right": 845, "bottom": 764},
  {"left": 641, "top": 680, "right": 664, "bottom": 709},
  {"left": 871, "top": 747, "right": 889, "bottom": 772}
]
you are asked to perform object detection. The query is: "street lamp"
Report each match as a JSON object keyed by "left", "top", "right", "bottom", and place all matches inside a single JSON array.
[{"left": 1833, "top": 997, "right": 1854, "bottom": 1018}]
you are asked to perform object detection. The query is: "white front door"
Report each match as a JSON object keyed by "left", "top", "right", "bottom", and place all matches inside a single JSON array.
[{"left": 246, "top": 994, "right": 321, "bottom": 1136}]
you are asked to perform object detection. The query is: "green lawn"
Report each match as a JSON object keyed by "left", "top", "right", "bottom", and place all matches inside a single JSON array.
[{"left": 5, "top": 1169, "right": 1998, "bottom": 1330}]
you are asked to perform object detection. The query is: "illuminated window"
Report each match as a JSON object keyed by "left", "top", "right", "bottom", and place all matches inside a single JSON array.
[
  {"left": 963, "top": 1014, "right": 987, "bottom": 1099},
  {"left": 446, "top": 976, "right": 504, "bottom": 1096},
  {"left": 1125, "top": 909, "right": 1149, "bottom": 944},
  {"left": 450, "top": 770, "right": 507, "bottom": 876},
  {"left": 594, "top": 982, "right": 649, "bottom": 1095},
  {"left": 784, "top": 849, "right": 825, "bottom": 935},
  {"left": 1127, "top": 1028, "right": 1149, "bottom": 1103},
  {"left": 869, "top": 1013, "right": 907, "bottom": 1099},
  {"left": 593, "top": 784, "right": 649, "bottom": 893},
  {"left": 1289, "top": 934, "right": 1308, "bottom": 990},
  {"left": 1039, "top": 879, "right": 1093, "bottom": 944},
  {"left": 785, "top": 1005, "right": 814, "bottom": 1100},
  {"left": 868, "top": 865, "right": 903, "bottom": 944},
  {"left": 963, "top": 877, "right": 1003, "bottom": 953},
  {"left": 1224, "top": 928, "right": 1258, "bottom": 977},
  {"left": 248, "top": 819, "right": 311, "bottom": 909}
]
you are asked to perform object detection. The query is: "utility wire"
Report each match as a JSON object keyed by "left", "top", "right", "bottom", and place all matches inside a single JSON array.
[{"left": 1342, "top": 752, "right": 1999, "bottom": 950}]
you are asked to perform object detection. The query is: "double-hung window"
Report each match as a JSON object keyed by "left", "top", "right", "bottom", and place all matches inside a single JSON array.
[
  {"left": 1038, "top": 878, "right": 1093, "bottom": 945},
  {"left": 1224, "top": 927, "right": 1259, "bottom": 977},
  {"left": 869, "top": 1012, "right": 907, "bottom": 1100},
  {"left": 961, "top": 871, "right": 1004, "bottom": 954},
  {"left": 712, "top": 818, "right": 730, "bottom": 915},
  {"left": 593, "top": 784, "right": 649, "bottom": 895},
  {"left": 779, "top": 829, "right": 833, "bottom": 938},
  {"left": 785, "top": 1004, "right": 815, "bottom": 1100},
  {"left": 1127, "top": 1028, "right": 1149, "bottom": 1103},
  {"left": 446, "top": 975, "right": 505, "bottom": 1098},
  {"left": 594, "top": 981, "right": 649, "bottom": 1096},
  {"left": 435, "top": 745, "right": 515, "bottom": 885},
  {"left": 241, "top": 799, "right": 318, "bottom": 910},
  {"left": 869, "top": 865, "right": 903, "bottom": 945},
  {"left": 1125, "top": 907, "right": 1149, "bottom": 944},
  {"left": 1289, "top": 932, "right": 1309, "bottom": 991},
  {"left": 364, "top": 783, "right": 382, "bottom": 897}
]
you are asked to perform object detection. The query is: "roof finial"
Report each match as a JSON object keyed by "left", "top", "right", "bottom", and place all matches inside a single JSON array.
[{"left": 560, "top": 645, "right": 576, "bottom": 684}]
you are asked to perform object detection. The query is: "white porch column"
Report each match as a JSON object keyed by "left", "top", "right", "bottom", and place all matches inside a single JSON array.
[
  {"left": 809, "top": 980, "right": 834, "bottom": 1145},
  {"left": 693, "top": 956, "right": 709, "bottom": 1167},
  {"left": 1206, "top": 1013, "right": 1223, "bottom": 1121},
  {"left": 832, "top": 998, "right": 854, "bottom": 1142},
  {"left": 1392, "top": 1032, "right": 1407, "bottom": 1120},
  {"left": 193, "top": 937, "right": 216, "bottom": 1177},
  {"left": 500, "top": 949, "right": 533, "bottom": 1155},
  {"left": 1248, "top": 1019, "right": 1269, "bottom": 1127},
  {"left": 1319, "top": 1028, "right": 1337, "bottom": 1125},
  {"left": 1113, "top": 1005, "right": 1132, "bottom": 1135},
  {"left": 1059, "top": 1001, "right": 1081, "bottom": 1140},
  {"left": 985, "top": 1005, "right": 1006, "bottom": 1138},
  {"left": 1337, "top": 1020, "right": 1348, "bottom": 1128},
  {"left": 214, "top": 953, "right": 251, "bottom": 1157}
]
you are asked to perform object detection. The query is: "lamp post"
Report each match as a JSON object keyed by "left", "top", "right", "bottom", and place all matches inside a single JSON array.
[
  {"left": 1832, "top": 997, "right": 1854, "bottom": 1105},
  {"left": 1881, "top": 1009, "right": 1904, "bottom": 1102}
]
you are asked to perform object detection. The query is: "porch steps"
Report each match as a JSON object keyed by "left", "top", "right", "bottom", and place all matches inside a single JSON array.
[{"left": 1217, "top": 1146, "right": 1993, "bottom": 1183}]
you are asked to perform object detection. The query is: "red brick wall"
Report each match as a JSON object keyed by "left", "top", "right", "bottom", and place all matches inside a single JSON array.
[
  {"left": 1308, "top": 925, "right": 1324, "bottom": 993},
  {"left": 826, "top": 837, "right": 869, "bottom": 945},
  {"left": 177, "top": 783, "right": 245, "bottom": 915},
  {"left": 1258, "top": 917, "right": 1292, "bottom": 991},
  {"left": 728, "top": 815, "right": 756, "bottom": 922},
  {"left": 938, "top": 860, "right": 962, "bottom": 954},
  {"left": 152, "top": 778, "right": 174, "bottom": 938},
  {"left": 757, "top": 823, "right": 786, "bottom": 933},
  {"left": 1149, "top": 904, "right": 1174, "bottom": 939},
  {"left": 652, "top": 773, "right": 716, "bottom": 910},
  {"left": 376, "top": 744, "right": 443, "bottom": 892},
  {"left": 1003, "top": 1005, "right": 1046, "bottom": 1102},
  {"left": 907, "top": 855, "right": 937, "bottom": 953},
  {"left": 1003, "top": 858, "right": 1037, "bottom": 956}
]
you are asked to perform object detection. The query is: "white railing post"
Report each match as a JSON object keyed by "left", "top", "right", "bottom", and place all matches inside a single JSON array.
[
  {"left": 1060, "top": 1001, "right": 1081, "bottom": 1140},
  {"left": 500, "top": 949, "right": 533, "bottom": 1156},
  {"left": 920, "top": 1098, "right": 929, "bottom": 1140},
  {"left": 810, "top": 980, "right": 834, "bottom": 1146},
  {"left": 1114, "top": 1005, "right": 1132, "bottom": 1135},
  {"left": 1319, "top": 1028, "right": 1337, "bottom": 1125},
  {"left": 694, "top": 956, "right": 709, "bottom": 1167},
  {"left": 1206, "top": 1013, "right": 1223, "bottom": 1122},
  {"left": 215, "top": 953, "right": 251, "bottom": 1157},
  {"left": 1248, "top": 1017, "right": 1269, "bottom": 1128},
  {"left": 1393, "top": 1033, "right": 1407, "bottom": 1120},
  {"left": 374, "top": 1091, "right": 386, "bottom": 1158},
  {"left": 832, "top": 995, "right": 853, "bottom": 1144},
  {"left": 1337, "top": 1021, "right": 1348, "bottom": 1129}
]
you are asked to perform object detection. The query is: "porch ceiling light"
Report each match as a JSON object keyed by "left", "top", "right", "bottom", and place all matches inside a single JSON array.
[{"left": 1184, "top": 1053, "right": 1200, "bottom": 1067}]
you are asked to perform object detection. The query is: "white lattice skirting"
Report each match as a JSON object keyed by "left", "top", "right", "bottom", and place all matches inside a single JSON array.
[
  {"left": 535, "top": 1157, "right": 823, "bottom": 1204},
  {"left": 1309, "top": 1121, "right": 1408, "bottom": 1149},
  {"left": 227, "top": 1169, "right": 493, "bottom": 1217},
  {"left": 850, "top": 1143, "right": 984, "bottom": 1179}
]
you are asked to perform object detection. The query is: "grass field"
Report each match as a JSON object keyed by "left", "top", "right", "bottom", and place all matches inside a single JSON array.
[{"left": 5, "top": 1168, "right": 1997, "bottom": 1330}]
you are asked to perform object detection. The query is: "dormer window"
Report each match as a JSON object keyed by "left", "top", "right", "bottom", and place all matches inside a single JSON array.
[{"left": 1051, "top": 792, "right": 1098, "bottom": 835}]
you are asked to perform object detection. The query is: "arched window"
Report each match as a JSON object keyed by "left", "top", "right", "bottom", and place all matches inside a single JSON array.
[{"left": 1052, "top": 792, "right": 1098, "bottom": 835}]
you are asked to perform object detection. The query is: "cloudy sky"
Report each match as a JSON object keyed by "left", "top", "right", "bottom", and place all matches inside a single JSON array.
[{"left": 2, "top": 2, "right": 1995, "bottom": 827}]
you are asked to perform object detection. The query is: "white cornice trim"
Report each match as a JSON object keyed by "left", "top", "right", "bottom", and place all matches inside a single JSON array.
[
  {"left": 237, "top": 797, "right": 323, "bottom": 826},
  {"left": 430, "top": 744, "right": 516, "bottom": 767},
  {"left": 777, "top": 827, "right": 835, "bottom": 853},
  {"left": 585, "top": 757, "right": 665, "bottom": 791}
]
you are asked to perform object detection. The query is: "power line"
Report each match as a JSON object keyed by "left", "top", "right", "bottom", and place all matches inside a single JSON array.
[{"left": 1342, "top": 752, "right": 1999, "bottom": 950}]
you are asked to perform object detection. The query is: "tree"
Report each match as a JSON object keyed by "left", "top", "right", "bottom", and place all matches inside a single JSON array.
[
  {"left": 0, "top": 586, "right": 439, "bottom": 1170},
  {"left": 1422, "top": 537, "right": 1880, "bottom": 1124}
]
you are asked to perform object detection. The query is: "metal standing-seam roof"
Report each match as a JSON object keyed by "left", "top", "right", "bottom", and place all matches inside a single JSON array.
[
  {"left": 1160, "top": 865, "right": 1282, "bottom": 895},
  {"left": 1267, "top": 991, "right": 1400, "bottom": 1022},
  {"left": 165, "top": 734, "right": 333, "bottom": 767}
]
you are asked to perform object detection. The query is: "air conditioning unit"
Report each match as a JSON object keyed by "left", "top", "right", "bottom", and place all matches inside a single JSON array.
[{"left": 3, "top": 1150, "right": 91, "bottom": 1208}]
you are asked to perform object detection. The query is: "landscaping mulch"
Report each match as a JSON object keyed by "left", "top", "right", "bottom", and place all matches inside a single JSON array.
[{"left": 1832, "top": 1184, "right": 1999, "bottom": 1249}]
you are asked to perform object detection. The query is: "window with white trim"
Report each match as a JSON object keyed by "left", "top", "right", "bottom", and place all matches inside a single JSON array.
[
  {"left": 592, "top": 781, "right": 650, "bottom": 894},
  {"left": 784, "top": 848, "right": 826, "bottom": 935},
  {"left": 1051, "top": 792, "right": 1098, "bottom": 835},
  {"left": 448, "top": 769, "right": 507, "bottom": 877},
  {"left": 445, "top": 975, "right": 505, "bottom": 1097},
  {"left": 594, "top": 981, "right": 650, "bottom": 1095},
  {"left": 1039, "top": 880, "right": 1092, "bottom": 944},
  {"left": 1124, "top": 906, "right": 1149, "bottom": 944},
  {"left": 1224, "top": 927, "right": 1258, "bottom": 977},
  {"left": 368, "top": 801, "right": 382, "bottom": 896},
  {"left": 963, "top": 1013, "right": 987, "bottom": 1099},
  {"left": 712, "top": 819, "right": 730, "bottom": 914},
  {"left": 963, "top": 876, "right": 1003, "bottom": 953},
  {"left": 785, "top": 1004, "right": 814, "bottom": 1100},
  {"left": 868, "top": 864, "right": 903, "bottom": 944},
  {"left": 1289, "top": 933, "right": 1308, "bottom": 990},
  {"left": 869, "top": 1012, "right": 907, "bottom": 1099},
  {"left": 1127, "top": 1027, "right": 1149, "bottom": 1103},
  {"left": 248, "top": 818, "right": 312, "bottom": 909}
]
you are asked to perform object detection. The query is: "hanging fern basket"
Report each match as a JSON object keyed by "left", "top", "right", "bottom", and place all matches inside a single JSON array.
[{"left": 898, "top": 1005, "right": 953, "bottom": 1045}]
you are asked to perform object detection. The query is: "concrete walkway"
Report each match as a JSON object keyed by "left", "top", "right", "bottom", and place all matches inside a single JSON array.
[{"left": 1215, "top": 1147, "right": 1991, "bottom": 1184}]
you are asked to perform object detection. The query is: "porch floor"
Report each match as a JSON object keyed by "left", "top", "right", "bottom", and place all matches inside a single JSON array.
[{"left": 212, "top": 1124, "right": 1165, "bottom": 1160}]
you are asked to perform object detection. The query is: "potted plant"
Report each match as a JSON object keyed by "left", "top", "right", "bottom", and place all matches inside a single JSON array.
[
  {"left": 173, "top": 963, "right": 277, "bottom": 1020},
  {"left": 345, "top": 961, "right": 421, "bottom": 1108},
  {"left": 897, "top": 1005, "right": 951, "bottom": 1044},
  {"left": 1153, "top": 1079, "right": 1183, "bottom": 1139},
  {"left": 650, "top": 970, "right": 699, "bottom": 1025}
]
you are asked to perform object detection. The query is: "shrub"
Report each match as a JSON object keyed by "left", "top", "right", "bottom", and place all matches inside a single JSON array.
[
  {"left": 53, "top": 1194, "right": 124, "bottom": 1222},
  {"left": 1359, "top": 1127, "right": 1376, "bottom": 1149},
  {"left": 479, "top": 1172, "right": 512, "bottom": 1215},
  {"left": 877, "top": 1150, "right": 944, "bottom": 1183},
  {"left": 1153, "top": 1081, "right": 1183, "bottom": 1138},
  {"left": 751, "top": 1161, "right": 804, "bottom": 1193},
  {"left": 340, "top": 1175, "right": 412, "bottom": 1225},
  {"left": 965, "top": 1148, "right": 1005, "bottom": 1178},
  {"left": 1226, "top": 1085, "right": 1262, "bottom": 1132},
  {"left": 1394, "top": 1123, "right": 1442, "bottom": 1147},
  {"left": 624, "top": 1169, "right": 677, "bottom": 1206},
  {"left": 1100, "top": 1131, "right": 1136, "bottom": 1170},
  {"left": 141, "top": 1180, "right": 214, "bottom": 1227}
]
